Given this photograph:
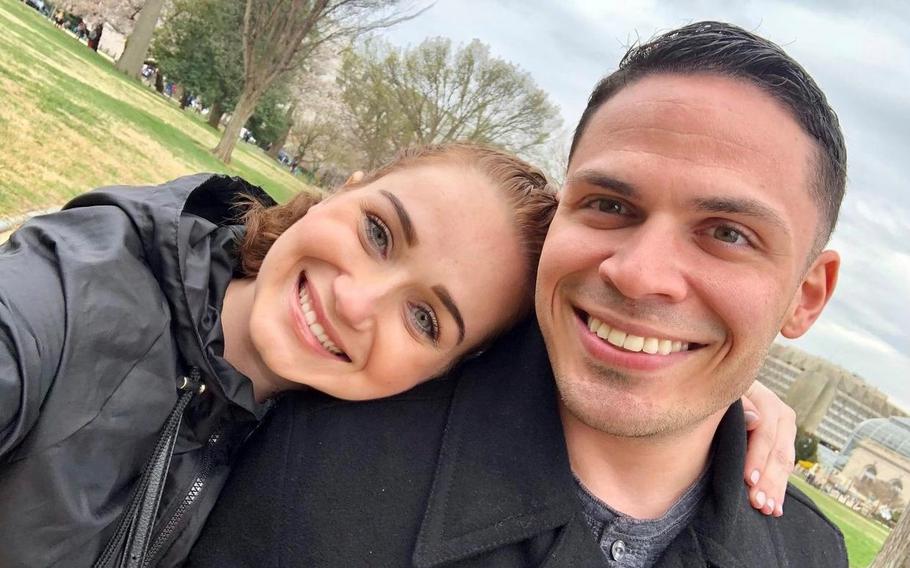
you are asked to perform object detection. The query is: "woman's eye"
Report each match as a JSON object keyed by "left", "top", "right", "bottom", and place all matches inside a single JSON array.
[
  {"left": 409, "top": 303, "right": 440, "bottom": 343},
  {"left": 712, "top": 225, "right": 749, "bottom": 246},
  {"left": 364, "top": 214, "right": 392, "bottom": 256}
]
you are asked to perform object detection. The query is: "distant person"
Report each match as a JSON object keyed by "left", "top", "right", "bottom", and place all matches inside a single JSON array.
[
  {"left": 87, "top": 22, "right": 103, "bottom": 51},
  {"left": 73, "top": 19, "right": 87, "bottom": 40},
  {"left": 190, "top": 21, "right": 848, "bottom": 567},
  {"left": 52, "top": 8, "right": 66, "bottom": 28}
]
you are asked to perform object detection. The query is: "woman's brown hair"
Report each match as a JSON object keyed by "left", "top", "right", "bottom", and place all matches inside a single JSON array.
[{"left": 237, "top": 143, "right": 557, "bottom": 317}]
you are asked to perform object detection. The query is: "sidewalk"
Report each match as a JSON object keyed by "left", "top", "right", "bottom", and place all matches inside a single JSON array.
[{"left": 0, "top": 206, "right": 61, "bottom": 243}]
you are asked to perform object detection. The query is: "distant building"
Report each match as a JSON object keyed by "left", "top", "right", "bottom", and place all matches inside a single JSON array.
[
  {"left": 757, "top": 343, "right": 906, "bottom": 451},
  {"left": 835, "top": 418, "right": 910, "bottom": 508}
]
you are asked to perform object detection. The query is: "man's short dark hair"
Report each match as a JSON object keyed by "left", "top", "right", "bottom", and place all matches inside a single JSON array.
[{"left": 570, "top": 21, "right": 847, "bottom": 246}]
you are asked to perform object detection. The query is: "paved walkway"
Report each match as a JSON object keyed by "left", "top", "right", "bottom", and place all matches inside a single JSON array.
[{"left": 0, "top": 206, "right": 61, "bottom": 244}]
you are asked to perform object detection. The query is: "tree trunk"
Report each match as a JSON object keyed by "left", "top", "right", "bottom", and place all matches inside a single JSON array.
[
  {"left": 871, "top": 511, "right": 910, "bottom": 568},
  {"left": 115, "top": 0, "right": 166, "bottom": 79},
  {"left": 207, "top": 100, "right": 224, "bottom": 129},
  {"left": 267, "top": 102, "right": 297, "bottom": 159},
  {"left": 212, "top": 87, "right": 261, "bottom": 163}
]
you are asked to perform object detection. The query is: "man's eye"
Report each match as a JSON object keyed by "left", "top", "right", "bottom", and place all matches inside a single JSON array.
[
  {"left": 409, "top": 303, "right": 440, "bottom": 343},
  {"left": 364, "top": 214, "right": 392, "bottom": 256},
  {"left": 713, "top": 225, "right": 749, "bottom": 245},
  {"left": 588, "top": 198, "right": 629, "bottom": 215}
]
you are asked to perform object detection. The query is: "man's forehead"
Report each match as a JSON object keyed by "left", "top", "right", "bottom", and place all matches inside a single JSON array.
[{"left": 565, "top": 74, "right": 823, "bottom": 244}]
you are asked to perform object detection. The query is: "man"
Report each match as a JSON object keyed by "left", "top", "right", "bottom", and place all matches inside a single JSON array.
[{"left": 190, "top": 21, "right": 847, "bottom": 567}]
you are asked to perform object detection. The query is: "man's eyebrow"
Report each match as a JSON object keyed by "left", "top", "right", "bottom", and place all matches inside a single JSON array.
[
  {"left": 568, "top": 170, "right": 639, "bottom": 199},
  {"left": 691, "top": 197, "right": 790, "bottom": 236},
  {"left": 432, "top": 285, "right": 465, "bottom": 345},
  {"left": 380, "top": 190, "right": 417, "bottom": 246}
]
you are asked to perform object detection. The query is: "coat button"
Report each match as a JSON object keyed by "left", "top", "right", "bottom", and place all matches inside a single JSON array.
[{"left": 610, "top": 539, "right": 627, "bottom": 561}]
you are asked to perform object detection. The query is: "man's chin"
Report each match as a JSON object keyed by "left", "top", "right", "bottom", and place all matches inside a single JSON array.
[{"left": 555, "top": 372, "right": 713, "bottom": 439}]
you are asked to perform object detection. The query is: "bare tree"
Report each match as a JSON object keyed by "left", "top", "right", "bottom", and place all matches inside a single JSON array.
[
  {"left": 337, "top": 37, "right": 562, "bottom": 167},
  {"left": 871, "top": 510, "right": 909, "bottom": 568},
  {"left": 286, "top": 63, "right": 350, "bottom": 174},
  {"left": 115, "top": 0, "right": 167, "bottom": 78},
  {"left": 211, "top": 0, "right": 425, "bottom": 163}
]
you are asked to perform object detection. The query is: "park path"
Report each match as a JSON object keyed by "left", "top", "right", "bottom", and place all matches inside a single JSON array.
[{"left": 0, "top": 206, "right": 61, "bottom": 244}]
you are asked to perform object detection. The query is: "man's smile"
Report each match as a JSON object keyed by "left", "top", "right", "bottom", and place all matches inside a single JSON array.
[{"left": 571, "top": 307, "right": 714, "bottom": 373}]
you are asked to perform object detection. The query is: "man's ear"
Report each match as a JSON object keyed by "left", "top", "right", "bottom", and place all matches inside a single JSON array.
[
  {"left": 344, "top": 171, "right": 365, "bottom": 187},
  {"left": 780, "top": 249, "right": 840, "bottom": 338}
]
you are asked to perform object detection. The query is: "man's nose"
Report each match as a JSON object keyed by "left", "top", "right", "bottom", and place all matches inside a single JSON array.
[
  {"left": 332, "top": 274, "right": 397, "bottom": 330},
  {"left": 597, "top": 219, "right": 688, "bottom": 302}
]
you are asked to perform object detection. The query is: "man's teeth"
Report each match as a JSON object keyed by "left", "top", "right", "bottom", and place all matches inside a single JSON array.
[
  {"left": 298, "top": 285, "right": 345, "bottom": 357},
  {"left": 586, "top": 315, "right": 688, "bottom": 355}
]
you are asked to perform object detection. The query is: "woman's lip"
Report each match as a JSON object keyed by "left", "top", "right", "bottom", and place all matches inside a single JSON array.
[
  {"left": 298, "top": 275, "right": 348, "bottom": 356},
  {"left": 574, "top": 311, "right": 692, "bottom": 372},
  {"left": 289, "top": 277, "right": 339, "bottom": 360}
]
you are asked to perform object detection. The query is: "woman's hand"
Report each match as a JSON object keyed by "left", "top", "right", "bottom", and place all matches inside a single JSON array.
[{"left": 741, "top": 381, "right": 797, "bottom": 517}]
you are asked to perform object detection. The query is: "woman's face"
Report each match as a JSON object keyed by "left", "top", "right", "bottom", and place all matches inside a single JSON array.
[{"left": 248, "top": 162, "right": 528, "bottom": 400}]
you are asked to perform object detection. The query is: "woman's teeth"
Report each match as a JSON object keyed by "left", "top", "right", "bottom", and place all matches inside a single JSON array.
[
  {"left": 586, "top": 315, "right": 689, "bottom": 355},
  {"left": 299, "top": 285, "right": 345, "bottom": 357}
]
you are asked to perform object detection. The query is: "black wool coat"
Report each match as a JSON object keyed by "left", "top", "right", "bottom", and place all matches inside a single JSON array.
[{"left": 190, "top": 319, "right": 848, "bottom": 568}]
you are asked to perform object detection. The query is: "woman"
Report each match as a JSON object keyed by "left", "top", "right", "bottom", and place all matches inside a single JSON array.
[{"left": 0, "top": 143, "right": 792, "bottom": 567}]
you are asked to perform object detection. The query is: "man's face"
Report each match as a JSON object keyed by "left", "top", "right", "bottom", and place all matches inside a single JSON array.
[{"left": 536, "top": 73, "right": 836, "bottom": 437}]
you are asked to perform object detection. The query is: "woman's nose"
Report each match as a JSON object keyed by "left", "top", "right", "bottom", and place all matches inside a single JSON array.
[{"left": 333, "top": 274, "right": 395, "bottom": 330}]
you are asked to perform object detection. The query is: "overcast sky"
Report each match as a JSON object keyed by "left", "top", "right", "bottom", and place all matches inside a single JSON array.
[{"left": 382, "top": 0, "right": 910, "bottom": 410}]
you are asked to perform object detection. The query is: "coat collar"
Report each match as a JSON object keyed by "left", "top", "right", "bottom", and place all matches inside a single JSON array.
[
  {"left": 413, "top": 319, "right": 606, "bottom": 567},
  {"left": 413, "top": 318, "right": 778, "bottom": 568},
  {"left": 662, "top": 400, "right": 786, "bottom": 568}
]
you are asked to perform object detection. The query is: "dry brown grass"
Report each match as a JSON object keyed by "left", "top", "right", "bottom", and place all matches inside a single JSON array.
[{"left": 1, "top": 0, "right": 314, "bottom": 216}]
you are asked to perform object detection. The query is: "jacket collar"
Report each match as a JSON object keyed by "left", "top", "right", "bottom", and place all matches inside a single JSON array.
[
  {"left": 413, "top": 319, "right": 606, "bottom": 567},
  {"left": 661, "top": 401, "right": 784, "bottom": 568},
  {"left": 65, "top": 174, "right": 276, "bottom": 418}
]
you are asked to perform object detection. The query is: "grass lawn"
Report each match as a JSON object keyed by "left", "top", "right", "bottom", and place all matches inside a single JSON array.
[
  {"left": 0, "top": 0, "right": 312, "bottom": 217},
  {"left": 789, "top": 476, "right": 890, "bottom": 568}
]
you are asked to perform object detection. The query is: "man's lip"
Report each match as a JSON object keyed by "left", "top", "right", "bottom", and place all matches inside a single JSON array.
[
  {"left": 574, "top": 307, "right": 703, "bottom": 346},
  {"left": 293, "top": 273, "right": 349, "bottom": 361},
  {"left": 573, "top": 310, "right": 700, "bottom": 372}
]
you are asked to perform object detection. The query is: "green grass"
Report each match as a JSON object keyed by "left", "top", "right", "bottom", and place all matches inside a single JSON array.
[
  {"left": 0, "top": 0, "right": 312, "bottom": 216},
  {"left": 789, "top": 476, "right": 890, "bottom": 568}
]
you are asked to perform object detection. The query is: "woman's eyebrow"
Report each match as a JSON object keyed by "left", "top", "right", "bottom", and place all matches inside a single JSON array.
[
  {"left": 432, "top": 285, "right": 465, "bottom": 345},
  {"left": 380, "top": 190, "right": 417, "bottom": 246}
]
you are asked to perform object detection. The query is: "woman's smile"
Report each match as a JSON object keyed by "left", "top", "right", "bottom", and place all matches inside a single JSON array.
[{"left": 291, "top": 273, "right": 350, "bottom": 361}]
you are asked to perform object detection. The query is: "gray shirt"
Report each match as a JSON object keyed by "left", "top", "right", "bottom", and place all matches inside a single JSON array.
[{"left": 574, "top": 469, "right": 709, "bottom": 567}]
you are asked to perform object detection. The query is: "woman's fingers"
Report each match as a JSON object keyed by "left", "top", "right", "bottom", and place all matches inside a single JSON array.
[{"left": 741, "top": 383, "right": 798, "bottom": 516}]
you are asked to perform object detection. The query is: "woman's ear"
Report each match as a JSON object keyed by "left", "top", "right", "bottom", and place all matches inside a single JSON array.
[
  {"left": 344, "top": 171, "right": 365, "bottom": 187},
  {"left": 780, "top": 249, "right": 840, "bottom": 338}
]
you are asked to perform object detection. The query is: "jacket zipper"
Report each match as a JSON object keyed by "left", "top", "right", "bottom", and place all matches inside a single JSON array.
[
  {"left": 92, "top": 369, "right": 205, "bottom": 568},
  {"left": 142, "top": 429, "right": 222, "bottom": 567}
]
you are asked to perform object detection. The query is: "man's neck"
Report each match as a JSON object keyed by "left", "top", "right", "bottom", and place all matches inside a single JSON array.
[{"left": 561, "top": 402, "right": 725, "bottom": 520}]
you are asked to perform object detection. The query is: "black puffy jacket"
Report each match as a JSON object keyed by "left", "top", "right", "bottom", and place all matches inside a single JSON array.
[{"left": 0, "top": 174, "right": 274, "bottom": 567}]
